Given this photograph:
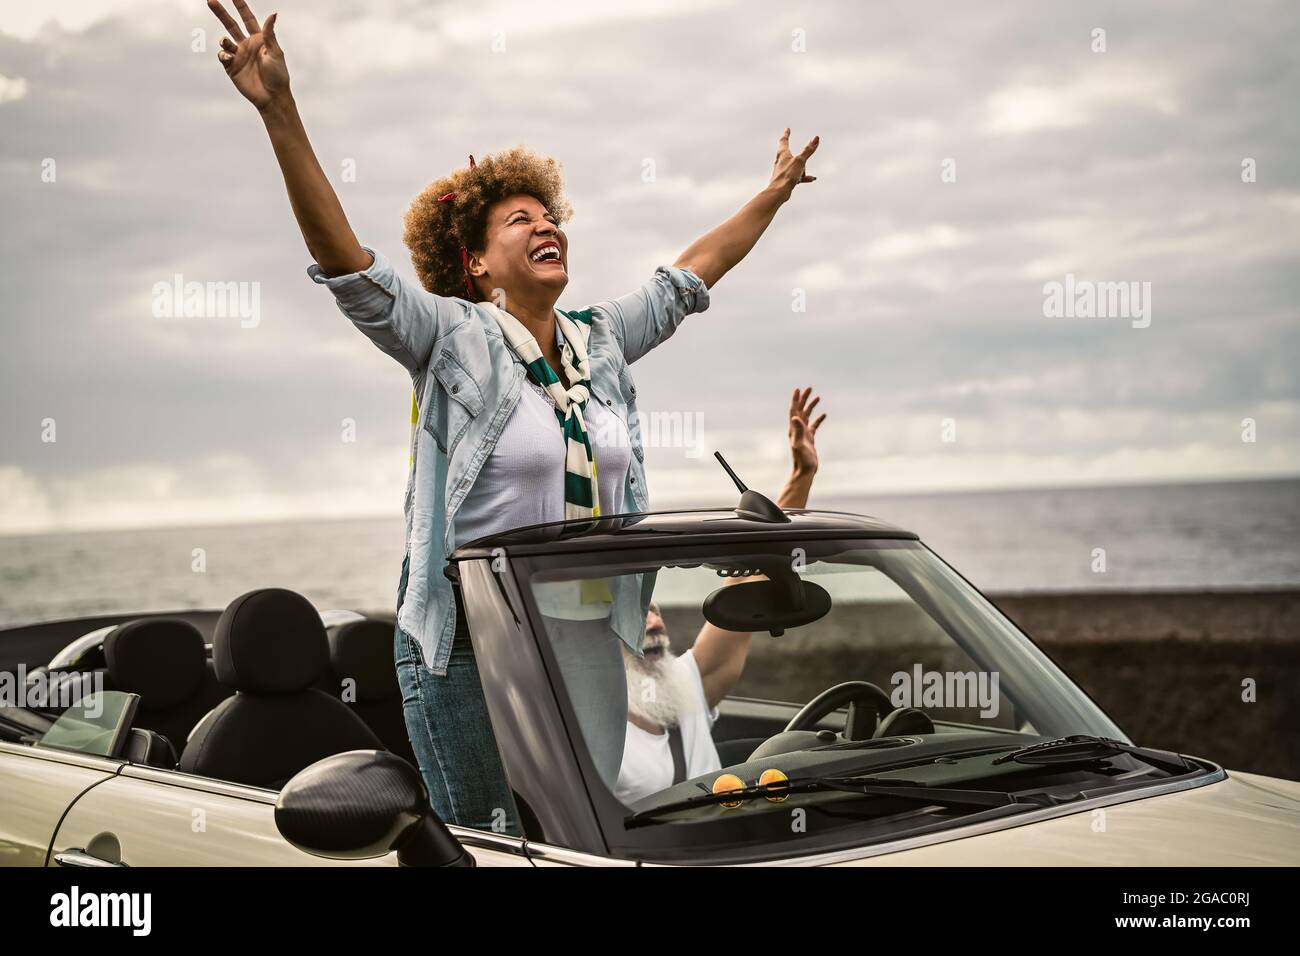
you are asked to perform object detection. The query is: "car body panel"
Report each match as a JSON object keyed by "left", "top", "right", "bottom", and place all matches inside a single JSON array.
[
  {"left": 0, "top": 744, "right": 118, "bottom": 867},
  {"left": 519, "top": 771, "right": 1300, "bottom": 868},
  {"left": 830, "top": 771, "right": 1300, "bottom": 866},
  {"left": 49, "top": 772, "right": 397, "bottom": 867},
  {"left": 0, "top": 746, "right": 531, "bottom": 868},
  {"left": 47, "top": 768, "right": 536, "bottom": 868}
]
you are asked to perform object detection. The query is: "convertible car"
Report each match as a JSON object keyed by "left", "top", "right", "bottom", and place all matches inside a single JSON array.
[{"left": 3, "top": 484, "right": 1298, "bottom": 867}]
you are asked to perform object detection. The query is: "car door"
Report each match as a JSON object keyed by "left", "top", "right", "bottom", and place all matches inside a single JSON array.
[
  {"left": 0, "top": 742, "right": 119, "bottom": 867},
  {"left": 50, "top": 764, "right": 537, "bottom": 867},
  {"left": 49, "top": 763, "right": 391, "bottom": 867}
]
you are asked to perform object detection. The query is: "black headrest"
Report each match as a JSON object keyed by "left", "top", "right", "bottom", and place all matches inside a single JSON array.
[
  {"left": 105, "top": 618, "right": 206, "bottom": 708},
  {"left": 328, "top": 620, "right": 400, "bottom": 703},
  {"left": 214, "top": 589, "right": 328, "bottom": 694}
]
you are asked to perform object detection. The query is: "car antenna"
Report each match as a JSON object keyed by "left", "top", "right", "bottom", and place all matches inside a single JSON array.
[{"left": 714, "top": 451, "right": 790, "bottom": 523}]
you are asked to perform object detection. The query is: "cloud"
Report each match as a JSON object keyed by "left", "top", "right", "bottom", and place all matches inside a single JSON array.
[
  {"left": 1, "top": 0, "right": 1298, "bottom": 534},
  {"left": 984, "top": 63, "right": 1179, "bottom": 135},
  {"left": 0, "top": 73, "right": 27, "bottom": 103},
  {"left": 0, "top": 443, "right": 410, "bottom": 534}
]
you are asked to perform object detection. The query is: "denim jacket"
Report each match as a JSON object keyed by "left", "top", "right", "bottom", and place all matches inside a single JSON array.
[{"left": 309, "top": 248, "right": 711, "bottom": 675}]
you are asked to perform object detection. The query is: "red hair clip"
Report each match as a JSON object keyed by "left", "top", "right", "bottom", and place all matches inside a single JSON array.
[{"left": 438, "top": 156, "right": 476, "bottom": 203}]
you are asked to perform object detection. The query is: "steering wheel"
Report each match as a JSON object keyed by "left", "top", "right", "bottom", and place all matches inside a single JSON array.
[{"left": 784, "top": 681, "right": 896, "bottom": 741}]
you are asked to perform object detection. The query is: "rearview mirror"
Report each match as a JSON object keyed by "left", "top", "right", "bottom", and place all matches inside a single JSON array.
[
  {"left": 275, "top": 750, "right": 472, "bottom": 867},
  {"left": 702, "top": 579, "right": 831, "bottom": 636}
]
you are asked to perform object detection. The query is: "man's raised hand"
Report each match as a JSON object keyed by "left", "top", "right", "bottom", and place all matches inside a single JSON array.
[{"left": 789, "top": 386, "right": 826, "bottom": 475}]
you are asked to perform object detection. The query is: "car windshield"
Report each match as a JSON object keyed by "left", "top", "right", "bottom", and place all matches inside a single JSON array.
[{"left": 515, "top": 536, "right": 1197, "bottom": 862}]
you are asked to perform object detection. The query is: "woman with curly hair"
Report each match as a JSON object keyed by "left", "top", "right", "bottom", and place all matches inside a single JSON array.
[{"left": 207, "top": 0, "right": 818, "bottom": 834}]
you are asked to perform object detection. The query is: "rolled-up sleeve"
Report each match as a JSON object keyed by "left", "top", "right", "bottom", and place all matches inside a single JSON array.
[
  {"left": 308, "top": 246, "right": 462, "bottom": 375},
  {"left": 590, "top": 265, "right": 711, "bottom": 366}
]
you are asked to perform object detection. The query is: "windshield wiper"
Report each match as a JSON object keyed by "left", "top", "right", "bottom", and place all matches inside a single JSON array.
[
  {"left": 624, "top": 774, "right": 1050, "bottom": 829},
  {"left": 991, "top": 735, "right": 1197, "bottom": 775}
]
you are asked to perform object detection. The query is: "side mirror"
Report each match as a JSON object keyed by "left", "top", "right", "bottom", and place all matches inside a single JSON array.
[{"left": 275, "top": 750, "right": 473, "bottom": 867}]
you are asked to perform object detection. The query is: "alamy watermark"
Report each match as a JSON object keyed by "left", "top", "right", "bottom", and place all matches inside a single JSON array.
[
  {"left": 591, "top": 409, "right": 706, "bottom": 458},
  {"left": 890, "top": 664, "right": 1000, "bottom": 719},
  {"left": 1, "top": 666, "right": 104, "bottom": 717},
  {"left": 50, "top": 887, "right": 151, "bottom": 936},
  {"left": 151, "top": 274, "right": 261, "bottom": 328},
  {"left": 1043, "top": 273, "right": 1151, "bottom": 328}
]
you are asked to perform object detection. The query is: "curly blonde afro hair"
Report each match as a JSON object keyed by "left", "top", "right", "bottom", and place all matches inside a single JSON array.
[{"left": 403, "top": 146, "right": 573, "bottom": 300}]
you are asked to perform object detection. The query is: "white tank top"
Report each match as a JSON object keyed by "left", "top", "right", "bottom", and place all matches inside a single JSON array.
[{"left": 453, "top": 378, "right": 632, "bottom": 549}]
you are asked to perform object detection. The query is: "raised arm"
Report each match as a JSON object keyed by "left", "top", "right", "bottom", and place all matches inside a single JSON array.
[
  {"left": 672, "top": 129, "right": 819, "bottom": 289},
  {"left": 694, "top": 389, "right": 826, "bottom": 708},
  {"left": 774, "top": 386, "right": 824, "bottom": 511},
  {"left": 208, "top": 1, "right": 370, "bottom": 277}
]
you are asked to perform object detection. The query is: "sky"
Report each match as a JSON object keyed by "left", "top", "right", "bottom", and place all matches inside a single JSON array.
[{"left": 1, "top": 0, "right": 1298, "bottom": 534}]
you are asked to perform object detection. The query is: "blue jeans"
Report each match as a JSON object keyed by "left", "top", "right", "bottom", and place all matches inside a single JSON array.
[{"left": 394, "top": 559, "right": 521, "bottom": 836}]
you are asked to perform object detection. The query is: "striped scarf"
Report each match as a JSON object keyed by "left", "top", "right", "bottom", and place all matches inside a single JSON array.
[{"left": 483, "top": 302, "right": 601, "bottom": 520}]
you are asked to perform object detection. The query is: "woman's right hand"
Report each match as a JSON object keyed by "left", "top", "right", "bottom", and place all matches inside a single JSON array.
[
  {"left": 208, "top": 0, "right": 289, "bottom": 111},
  {"left": 205, "top": 0, "right": 368, "bottom": 278}
]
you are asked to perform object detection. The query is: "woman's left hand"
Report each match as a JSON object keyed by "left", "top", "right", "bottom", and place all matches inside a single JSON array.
[
  {"left": 672, "top": 129, "right": 821, "bottom": 287},
  {"left": 768, "top": 128, "right": 820, "bottom": 202}
]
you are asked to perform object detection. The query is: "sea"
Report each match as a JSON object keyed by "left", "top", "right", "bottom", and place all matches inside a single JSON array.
[{"left": 0, "top": 478, "right": 1296, "bottom": 629}]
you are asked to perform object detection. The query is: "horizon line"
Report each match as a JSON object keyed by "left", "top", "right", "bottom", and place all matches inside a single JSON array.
[{"left": 2, "top": 471, "right": 1296, "bottom": 541}]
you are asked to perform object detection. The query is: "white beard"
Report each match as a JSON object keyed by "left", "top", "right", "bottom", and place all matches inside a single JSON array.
[{"left": 624, "top": 648, "right": 700, "bottom": 730}]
